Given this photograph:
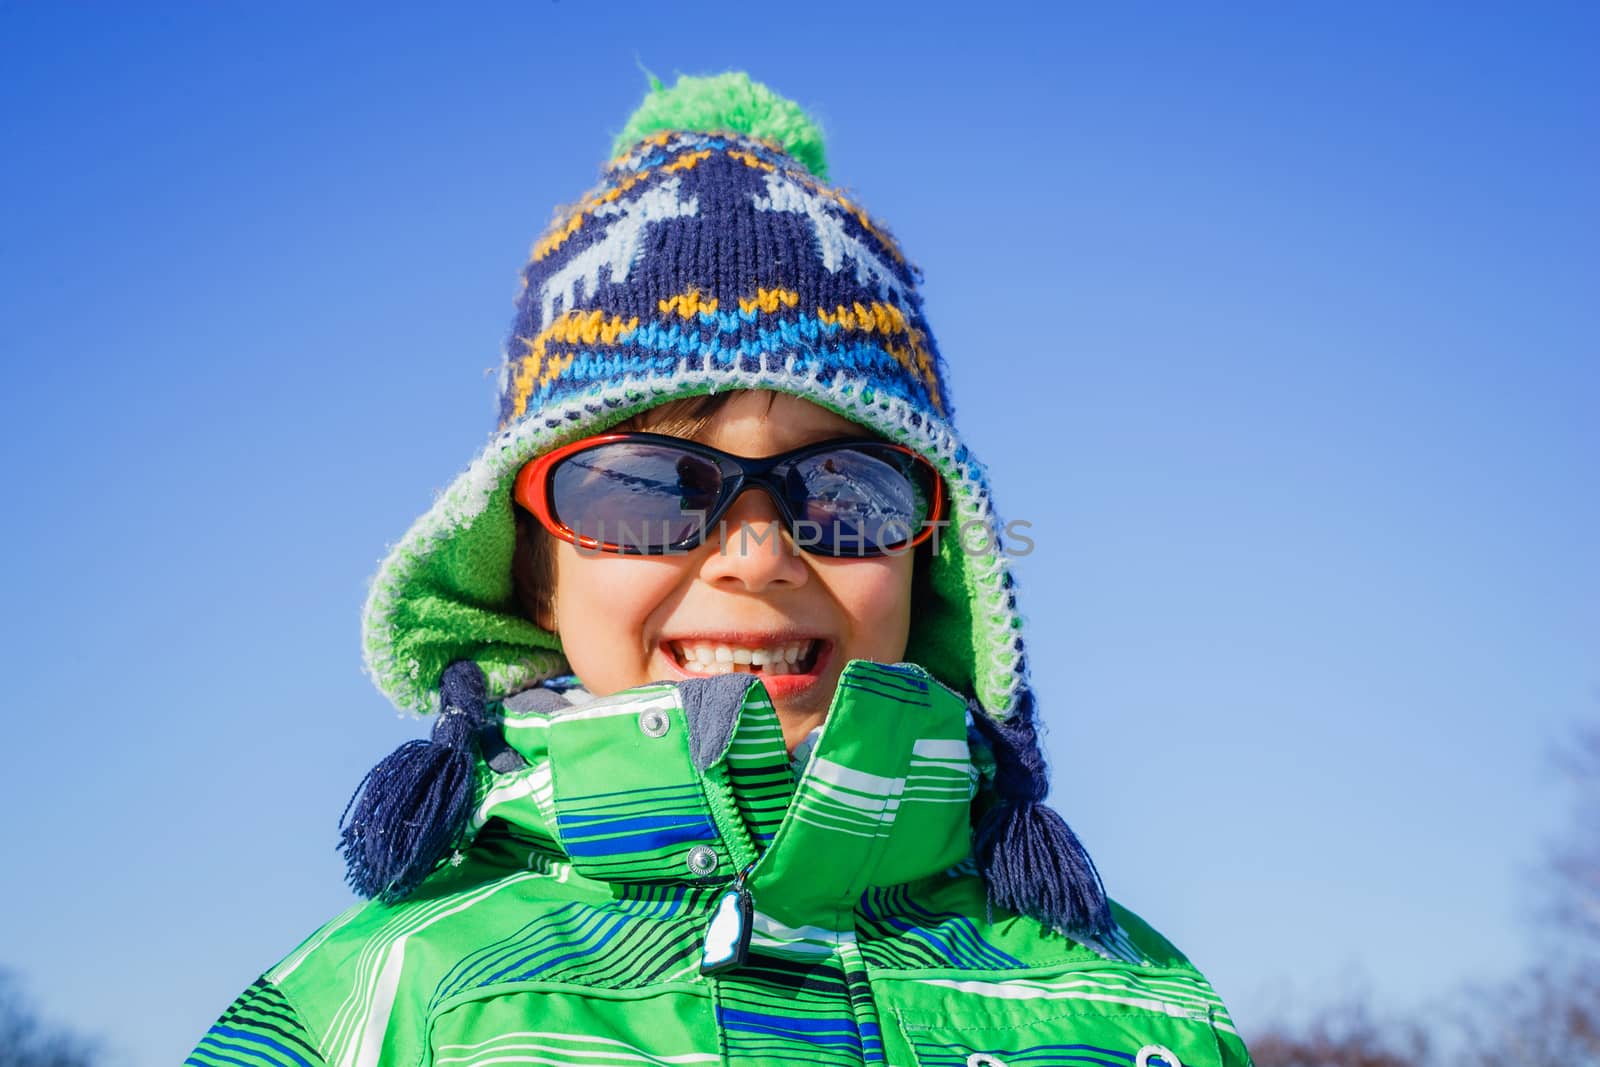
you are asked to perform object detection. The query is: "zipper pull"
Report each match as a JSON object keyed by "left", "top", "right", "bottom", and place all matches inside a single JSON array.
[{"left": 700, "top": 861, "right": 756, "bottom": 975}]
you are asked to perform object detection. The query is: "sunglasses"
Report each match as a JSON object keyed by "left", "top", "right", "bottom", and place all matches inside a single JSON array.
[{"left": 514, "top": 431, "right": 946, "bottom": 558}]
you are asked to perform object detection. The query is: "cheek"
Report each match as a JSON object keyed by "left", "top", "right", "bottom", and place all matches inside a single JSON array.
[
  {"left": 552, "top": 549, "right": 687, "bottom": 694},
  {"left": 818, "top": 553, "right": 916, "bottom": 661}
]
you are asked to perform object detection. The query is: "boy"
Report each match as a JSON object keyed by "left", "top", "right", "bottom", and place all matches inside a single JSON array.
[{"left": 187, "top": 71, "right": 1252, "bottom": 1067}]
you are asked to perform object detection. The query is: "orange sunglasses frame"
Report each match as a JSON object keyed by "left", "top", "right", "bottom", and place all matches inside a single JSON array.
[{"left": 512, "top": 432, "right": 947, "bottom": 556}]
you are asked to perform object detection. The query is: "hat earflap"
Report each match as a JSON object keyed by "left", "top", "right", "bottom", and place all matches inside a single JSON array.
[
  {"left": 969, "top": 691, "right": 1113, "bottom": 938},
  {"left": 338, "top": 661, "right": 488, "bottom": 903}
]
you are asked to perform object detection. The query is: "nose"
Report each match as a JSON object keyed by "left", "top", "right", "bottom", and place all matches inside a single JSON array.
[{"left": 696, "top": 486, "right": 809, "bottom": 592}]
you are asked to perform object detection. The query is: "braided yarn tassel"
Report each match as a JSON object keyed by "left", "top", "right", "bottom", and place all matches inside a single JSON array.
[
  {"left": 339, "top": 660, "right": 487, "bottom": 903},
  {"left": 970, "top": 691, "right": 1113, "bottom": 937}
]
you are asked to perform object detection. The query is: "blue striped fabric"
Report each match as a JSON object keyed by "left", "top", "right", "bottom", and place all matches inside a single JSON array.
[{"left": 185, "top": 978, "right": 326, "bottom": 1067}]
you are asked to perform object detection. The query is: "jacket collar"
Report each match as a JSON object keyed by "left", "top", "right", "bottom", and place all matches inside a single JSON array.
[{"left": 472, "top": 659, "right": 977, "bottom": 931}]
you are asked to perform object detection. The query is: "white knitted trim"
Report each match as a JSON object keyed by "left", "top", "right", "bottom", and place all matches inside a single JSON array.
[{"left": 361, "top": 356, "right": 1029, "bottom": 719}]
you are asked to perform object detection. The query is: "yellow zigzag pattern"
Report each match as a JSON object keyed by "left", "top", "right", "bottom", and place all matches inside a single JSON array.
[
  {"left": 824, "top": 186, "right": 910, "bottom": 267},
  {"left": 657, "top": 287, "right": 801, "bottom": 319},
  {"left": 658, "top": 289, "right": 718, "bottom": 318},
  {"left": 536, "top": 133, "right": 907, "bottom": 271},
  {"left": 507, "top": 309, "right": 641, "bottom": 421},
  {"left": 503, "top": 293, "right": 943, "bottom": 425},
  {"left": 726, "top": 150, "right": 908, "bottom": 268},
  {"left": 608, "top": 128, "right": 680, "bottom": 166},
  {"left": 818, "top": 301, "right": 943, "bottom": 413},
  {"left": 739, "top": 287, "right": 799, "bottom": 313},
  {"left": 611, "top": 130, "right": 791, "bottom": 170},
  {"left": 532, "top": 149, "right": 712, "bottom": 263},
  {"left": 728, "top": 148, "right": 774, "bottom": 172}
]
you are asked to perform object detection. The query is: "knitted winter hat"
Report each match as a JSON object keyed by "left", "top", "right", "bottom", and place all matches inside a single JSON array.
[{"left": 351, "top": 72, "right": 1110, "bottom": 934}]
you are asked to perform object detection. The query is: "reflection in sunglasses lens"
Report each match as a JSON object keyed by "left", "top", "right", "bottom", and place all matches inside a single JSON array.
[
  {"left": 793, "top": 448, "right": 923, "bottom": 555},
  {"left": 554, "top": 443, "right": 725, "bottom": 549},
  {"left": 550, "top": 440, "right": 934, "bottom": 555}
]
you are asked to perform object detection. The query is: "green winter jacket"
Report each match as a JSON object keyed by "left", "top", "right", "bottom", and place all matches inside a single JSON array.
[{"left": 187, "top": 660, "right": 1251, "bottom": 1067}]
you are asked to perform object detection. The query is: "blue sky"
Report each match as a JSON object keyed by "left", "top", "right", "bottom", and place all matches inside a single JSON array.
[{"left": 1, "top": 3, "right": 1595, "bottom": 1063}]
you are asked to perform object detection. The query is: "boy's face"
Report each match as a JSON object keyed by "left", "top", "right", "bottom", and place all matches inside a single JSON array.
[{"left": 540, "top": 391, "right": 916, "bottom": 752}]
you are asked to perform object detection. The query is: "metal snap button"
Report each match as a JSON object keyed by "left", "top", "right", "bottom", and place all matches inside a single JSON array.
[
  {"left": 1135, "top": 1045, "right": 1183, "bottom": 1067},
  {"left": 966, "top": 1055, "right": 1008, "bottom": 1067},
  {"left": 639, "top": 708, "right": 670, "bottom": 738},
  {"left": 686, "top": 845, "right": 719, "bottom": 876}
]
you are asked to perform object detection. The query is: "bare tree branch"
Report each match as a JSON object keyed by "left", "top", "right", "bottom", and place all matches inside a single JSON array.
[
  {"left": 1248, "top": 993, "right": 1431, "bottom": 1067},
  {"left": 0, "top": 970, "right": 102, "bottom": 1067},
  {"left": 1544, "top": 724, "right": 1600, "bottom": 955},
  {"left": 1252, "top": 720, "right": 1600, "bottom": 1067}
]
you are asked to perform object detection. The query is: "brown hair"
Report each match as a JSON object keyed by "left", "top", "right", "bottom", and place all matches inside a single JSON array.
[{"left": 509, "top": 391, "right": 932, "bottom": 631}]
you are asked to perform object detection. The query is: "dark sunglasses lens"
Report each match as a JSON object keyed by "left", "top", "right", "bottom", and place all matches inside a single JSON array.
[
  {"left": 550, "top": 442, "right": 724, "bottom": 550},
  {"left": 788, "top": 446, "right": 936, "bottom": 555}
]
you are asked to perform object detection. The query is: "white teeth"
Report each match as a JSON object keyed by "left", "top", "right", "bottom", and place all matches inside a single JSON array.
[{"left": 669, "top": 639, "right": 816, "bottom": 675}]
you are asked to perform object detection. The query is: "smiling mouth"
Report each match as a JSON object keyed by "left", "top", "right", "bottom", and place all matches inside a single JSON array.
[{"left": 665, "top": 638, "right": 824, "bottom": 676}]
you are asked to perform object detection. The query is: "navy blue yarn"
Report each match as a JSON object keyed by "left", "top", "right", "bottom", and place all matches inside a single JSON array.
[
  {"left": 339, "top": 661, "right": 488, "bottom": 903},
  {"left": 969, "top": 691, "right": 1113, "bottom": 937},
  {"left": 497, "top": 132, "right": 951, "bottom": 430}
]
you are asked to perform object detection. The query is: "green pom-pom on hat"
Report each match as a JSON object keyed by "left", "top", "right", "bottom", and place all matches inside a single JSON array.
[{"left": 612, "top": 70, "right": 829, "bottom": 180}]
